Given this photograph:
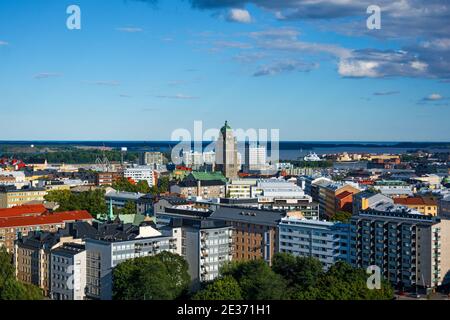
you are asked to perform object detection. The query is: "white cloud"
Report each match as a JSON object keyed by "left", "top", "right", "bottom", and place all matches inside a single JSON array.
[
  {"left": 33, "top": 73, "right": 62, "bottom": 79},
  {"left": 0, "top": 41, "right": 8, "bottom": 46},
  {"left": 116, "top": 27, "right": 143, "bottom": 33},
  {"left": 424, "top": 93, "right": 443, "bottom": 101},
  {"left": 338, "top": 60, "right": 379, "bottom": 78},
  {"left": 227, "top": 9, "right": 252, "bottom": 23},
  {"left": 155, "top": 94, "right": 199, "bottom": 100}
]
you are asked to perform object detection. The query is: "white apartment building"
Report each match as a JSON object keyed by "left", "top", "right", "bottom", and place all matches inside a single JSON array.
[
  {"left": 279, "top": 213, "right": 351, "bottom": 270},
  {"left": 123, "top": 166, "right": 156, "bottom": 187},
  {"left": 251, "top": 178, "right": 312, "bottom": 204},
  {"left": 0, "top": 171, "right": 27, "bottom": 189},
  {"left": 85, "top": 225, "right": 180, "bottom": 300},
  {"left": 50, "top": 243, "right": 87, "bottom": 300},
  {"left": 244, "top": 144, "right": 267, "bottom": 171},
  {"left": 226, "top": 179, "right": 257, "bottom": 199}
]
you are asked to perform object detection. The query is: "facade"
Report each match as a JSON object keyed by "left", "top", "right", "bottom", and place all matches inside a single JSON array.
[
  {"left": 393, "top": 196, "right": 438, "bottom": 216},
  {"left": 210, "top": 206, "right": 283, "bottom": 264},
  {"left": 215, "top": 121, "right": 239, "bottom": 179},
  {"left": 314, "top": 181, "right": 360, "bottom": 219},
  {"left": 439, "top": 196, "right": 450, "bottom": 219},
  {"left": 373, "top": 180, "right": 414, "bottom": 197},
  {"left": 85, "top": 223, "right": 179, "bottom": 300},
  {"left": 50, "top": 243, "right": 87, "bottom": 300},
  {"left": 156, "top": 210, "right": 233, "bottom": 288},
  {"left": 0, "top": 186, "right": 47, "bottom": 208},
  {"left": 350, "top": 198, "right": 450, "bottom": 291},
  {"left": 244, "top": 143, "right": 267, "bottom": 172},
  {"left": 170, "top": 180, "right": 226, "bottom": 199},
  {"left": 124, "top": 166, "right": 156, "bottom": 187},
  {"left": 15, "top": 230, "right": 86, "bottom": 296},
  {"left": 104, "top": 189, "right": 145, "bottom": 209},
  {"left": 0, "top": 207, "right": 93, "bottom": 253},
  {"left": 279, "top": 213, "right": 351, "bottom": 269},
  {"left": 95, "top": 172, "right": 122, "bottom": 186},
  {"left": 140, "top": 152, "right": 164, "bottom": 166},
  {"left": 226, "top": 179, "right": 257, "bottom": 199}
]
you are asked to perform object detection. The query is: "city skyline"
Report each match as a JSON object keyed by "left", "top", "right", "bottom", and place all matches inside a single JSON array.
[{"left": 1, "top": 0, "right": 450, "bottom": 141}]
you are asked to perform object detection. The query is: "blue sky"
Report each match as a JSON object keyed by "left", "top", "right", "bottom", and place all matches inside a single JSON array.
[{"left": 0, "top": 0, "right": 449, "bottom": 141}]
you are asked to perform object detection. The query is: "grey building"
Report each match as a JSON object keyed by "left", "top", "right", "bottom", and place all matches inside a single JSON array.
[
  {"left": 85, "top": 222, "right": 180, "bottom": 300},
  {"left": 156, "top": 207, "right": 233, "bottom": 288},
  {"left": 50, "top": 243, "right": 87, "bottom": 300},
  {"left": 279, "top": 214, "right": 351, "bottom": 270},
  {"left": 439, "top": 195, "right": 450, "bottom": 219},
  {"left": 350, "top": 204, "right": 450, "bottom": 291}
]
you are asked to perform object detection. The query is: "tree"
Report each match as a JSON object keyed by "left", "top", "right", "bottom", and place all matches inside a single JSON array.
[
  {"left": 120, "top": 201, "right": 137, "bottom": 215},
  {"left": 136, "top": 180, "right": 151, "bottom": 194},
  {"left": 272, "top": 253, "right": 324, "bottom": 291},
  {"left": 192, "top": 276, "right": 243, "bottom": 300},
  {"left": 157, "top": 176, "right": 170, "bottom": 193},
  {"left": 112, "top": 177, "right": 137, "bottom": 193},
  {"left": 0, "top": 248, "right": 43, "bottom": 300},
  {"left": 313, "top": 262, "right": 394, "bottom": 300},
  {"left": 330, "top": 211, "right": 352, "bottom": 223},
  {"left": 45, "top": 189, "right": 106, "bottom": 218},
  {"left": 221, "top": 260, "right": 287, "bottom": 300},
  {"left": 113, "top": 252, "right": 190, "bottom": 300}
]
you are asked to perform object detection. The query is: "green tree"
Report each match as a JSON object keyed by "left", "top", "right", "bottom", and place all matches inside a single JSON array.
[
  {"left": 157, "top": 176, "right": 170, "bottom": 193},
  {"left": 45, "top": 189, "right": 106, "bottom": 218},
  {"left": 221, "top": 260, "right": 287, "bottom": 300},
  {"left": 330, "top": 211, "right": 353, "bottom": 223},
  {"left": 113, "top": 252, "right": 190, "bottom": 300},
  {"left": 272, "top": 253, "right": 324, "bottom": 293},
  {"left": 112, "top": 177, "right": 138, "bottom": 193},
  {"left": 136, "top": 180, "right": 151, "bottom": 194},
  {"left": 120, "top": 201, "right": 137, "bottom": 215},
  {"left": 0, "top": 248, "right": 43, "bottom": 300},
  {"left": 192, "top": 276, "right": 243, "bottom": 300},
  {"left": 315, "top": 262, "right": 394, "bottom": 300}
]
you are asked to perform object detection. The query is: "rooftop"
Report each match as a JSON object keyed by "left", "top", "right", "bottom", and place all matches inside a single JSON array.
[{"left": 210, "top": 206, "right": 285, "bottom": 226}]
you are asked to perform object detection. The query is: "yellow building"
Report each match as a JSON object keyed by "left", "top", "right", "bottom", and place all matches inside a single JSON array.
[
  {"left": 393, "top": 196, "right": 438, "bottom": 216},
  {"left": 0, "top": 187, "right": 47, "bottom": 208}
]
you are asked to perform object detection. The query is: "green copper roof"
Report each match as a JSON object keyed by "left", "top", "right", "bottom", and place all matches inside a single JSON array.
[
  {"left": 220, "top": 120, "right": 232, "bottom": 133},
  {"left": 189, "top": 171, "right": 227, "bottom": 182}
]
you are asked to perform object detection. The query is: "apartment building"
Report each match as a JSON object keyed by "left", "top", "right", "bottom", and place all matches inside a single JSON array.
[
  {"left": 0, "top": 186, "right": 47, "bottom": 208},
  {"left": 171, "top": 180, "right": 226, "bottom": 199},
  {"left": 104, "top": 189, "right": 145, "bottom": 210},
  {"left": 85, "top": 223, "right": 179, "bottom": 300},
  {"left": 251, "top": 179, "right": 313, "bottom": 205},
  {"left": 50, "top": 243, "right": 87, "bottom": 300},
  {"left": 393, "top": 196, "right": 438, "bottom": 216},
  {"left": 140, "top": 152, "right": 164, "bottom": 166},
  {"left": 372, "top": 180, "right": 414, "bottom": 197},
  {"left": 209, "top": 206, "right": 283, "bottom": 264},
  {"left": 312, "top": 180, "right": 360, "bottom": 219},
  {"left": 95, "top": 172, "right": 122, "bottom": 186},
  {"left": 14, "top": 224, "right": 91, "bottom": 296},
  {"left": 350, "top": 196, "right": 450, "bottom": 291},
  {"left": 123, "top": 166, "right": 156, "bottom": 187},
  {"left": 279, "top": 212, "right": 351, "bottom": 269},
  {"left": 226, "top": 179, "right": 257, "bottom": 199},
  {"left": 439, "top": 195, "right": 450, "bottom": 219},
  {"left": 0, "top": 206, "right": 93, "bottom": 253}
]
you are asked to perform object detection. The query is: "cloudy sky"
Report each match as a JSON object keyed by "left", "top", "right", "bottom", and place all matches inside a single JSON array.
[{"left": 0, "top": 0, "right": 449, "bottom": 141}]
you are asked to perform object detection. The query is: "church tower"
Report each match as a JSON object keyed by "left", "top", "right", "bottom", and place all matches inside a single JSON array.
[{"left": 215, "top": 121, "right": 239, "bottom": 179}]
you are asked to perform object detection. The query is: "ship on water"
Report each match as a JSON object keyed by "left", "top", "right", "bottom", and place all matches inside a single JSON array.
[{"left": 303, "top": 152, "right": 322, "bottom": 162}]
